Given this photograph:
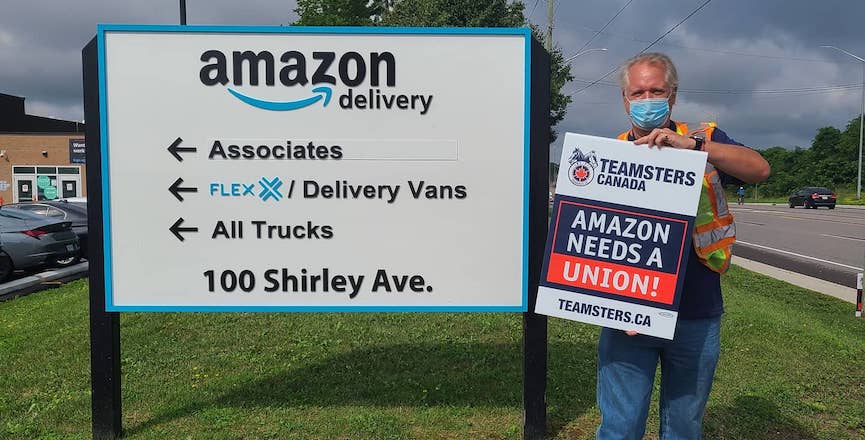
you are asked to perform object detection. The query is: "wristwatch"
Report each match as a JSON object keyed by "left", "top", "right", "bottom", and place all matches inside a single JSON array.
[{"left": 690, "top": 136, "right": 705, "bottom": 151}]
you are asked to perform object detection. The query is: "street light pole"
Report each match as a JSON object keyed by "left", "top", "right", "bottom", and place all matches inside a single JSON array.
[
  {"left": 822, "top": 45, "right": 865, "bottom": 311},
  {"left": 821, "top": 45, "right": 865, "bottom": 200}
]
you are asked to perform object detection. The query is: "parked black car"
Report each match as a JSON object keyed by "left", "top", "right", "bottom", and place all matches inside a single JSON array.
[
  {"left": 788, "top": 187, "right": 836, "bottom": 209},
  {"left": 1, "top": 200, "right": 88, "bottom": 263}
]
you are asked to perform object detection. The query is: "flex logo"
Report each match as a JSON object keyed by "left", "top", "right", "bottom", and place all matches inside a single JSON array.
[
  {"left": 210, "top": 177, "right": 288, "bottom": 202},
  {"left": 258, "top": 177, "right": 283, "bottom": 201},
  {"left": 199, "top": 49, "right": 434, "bottom": 114}
]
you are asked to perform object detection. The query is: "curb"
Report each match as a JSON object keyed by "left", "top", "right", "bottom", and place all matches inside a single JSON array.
[{"left": 0, "top": 261, "right": 89, "bottom": 298}]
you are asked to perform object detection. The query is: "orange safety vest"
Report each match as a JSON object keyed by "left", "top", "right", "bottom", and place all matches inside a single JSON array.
[{"left": 617, "top": 121, "right": 735, "bottom": 273}]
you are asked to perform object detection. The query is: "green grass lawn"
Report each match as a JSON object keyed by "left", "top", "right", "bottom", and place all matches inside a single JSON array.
[{"left": 2, "top": 267, "right": 864, "bottom": 439}]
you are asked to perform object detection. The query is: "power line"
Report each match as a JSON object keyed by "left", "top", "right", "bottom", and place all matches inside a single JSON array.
[
  {"left": 573, "top": 0, "right": 634, "bottom": 57},
  {"left": 568, "top": 66, "right": 620, "bottom": 96},
  {"left": 682, "top": 84, "right": 863, "bottom": 95},
  {"left": 567, "top": 23, "right": 834, "bottom": 63},
  {"left": 570, "top": 0, "right": 713, "bottom": 96},
  {"left": 528, "top": 0, "right": 541, "bottom": 20},
  {"left": 634, "top": 40, "right": 830, "bottom": 63},
  {"left": 639, "top": 0, "right": 713, "bottom": 54},
  {"left": 566, "top": 78, "right": 863, "bottom": 96}
]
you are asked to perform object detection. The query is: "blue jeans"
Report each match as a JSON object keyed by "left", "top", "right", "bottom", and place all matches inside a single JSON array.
[{"left": 596, "top": 317, "right": 721, "bottom": 440}]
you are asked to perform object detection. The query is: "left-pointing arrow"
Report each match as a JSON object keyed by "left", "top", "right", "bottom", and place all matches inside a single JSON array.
[
  {"left": 167, "top": 137, "right": 197, "bottom": 162},
  {"left": 169, "top": 177, "right": 198, "bottom": 202},
  {"left": 169, "top": 217, "right": 198, "bottom": 242}
]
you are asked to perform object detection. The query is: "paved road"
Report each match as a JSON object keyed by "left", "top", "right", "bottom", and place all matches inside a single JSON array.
[{"left": 731, "top": 204, "right": 865, "bottom": 287}]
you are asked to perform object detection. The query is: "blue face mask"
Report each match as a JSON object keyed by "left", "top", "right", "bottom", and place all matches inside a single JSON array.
[{"left": 628, "top": 97, "right": 670, "bottom": 130}]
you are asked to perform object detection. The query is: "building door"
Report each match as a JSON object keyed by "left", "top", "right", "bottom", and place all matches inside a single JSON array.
[
  {"left": 14, "top": 177, "right": 34, "bottom": 202},
  {"left": 57, "top": 167, "right": 82, "bottom": 200},
  {"left": 61, "top": 179, "right": 78, "bottom": 199}
]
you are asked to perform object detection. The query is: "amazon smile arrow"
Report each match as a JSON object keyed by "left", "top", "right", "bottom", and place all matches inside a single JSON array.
[{"left": 227, "top": 86, "right": 332, "bottom": 111}]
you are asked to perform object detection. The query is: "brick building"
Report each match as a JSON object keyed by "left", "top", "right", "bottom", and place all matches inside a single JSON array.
[{"left": 0, "top": 93, "right": 86, "bottom": 204}]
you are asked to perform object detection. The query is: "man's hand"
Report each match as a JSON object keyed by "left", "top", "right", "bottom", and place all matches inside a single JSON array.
[
  {"left": 625, "top": 330, "right": 639, "bottom": 336},
  {"left": 633, "top": 128, "right": 695, "bottom": 149}
]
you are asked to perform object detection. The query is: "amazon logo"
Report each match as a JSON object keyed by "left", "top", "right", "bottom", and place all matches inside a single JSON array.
[{"left": 199, "top": 49, "right": 433, "bottom": 115}]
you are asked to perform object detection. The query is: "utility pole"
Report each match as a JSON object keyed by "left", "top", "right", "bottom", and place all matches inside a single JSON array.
[{"left": 546, "top": 0, "right": 553, "bottom": 51}]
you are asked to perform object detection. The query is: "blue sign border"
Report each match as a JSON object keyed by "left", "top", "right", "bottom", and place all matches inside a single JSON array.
[{"left": 97, "top": 24, "right": 532, "bottom": 312}]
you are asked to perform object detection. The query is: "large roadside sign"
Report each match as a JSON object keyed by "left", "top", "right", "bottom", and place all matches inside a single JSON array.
[
  {"left": 535, "top": 133, "right": 706, "bottom": 339},
  {"left": 97, "top": 25, "right": 531, "bottom": 311}
]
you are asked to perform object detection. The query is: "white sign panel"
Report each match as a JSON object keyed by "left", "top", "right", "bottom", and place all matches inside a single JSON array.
[
  {"left": 98, "top": 25, "right": 530, "bottom": 311},
  {"left": 535, "top": 133, "right": 707, "bottom": 339}
]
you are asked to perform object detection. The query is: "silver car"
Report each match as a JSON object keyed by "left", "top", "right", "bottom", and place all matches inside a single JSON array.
[{"left": 0, "top": 209, "right": 79, "bottom": 281}]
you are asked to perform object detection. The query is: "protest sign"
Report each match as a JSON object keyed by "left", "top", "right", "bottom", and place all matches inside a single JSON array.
[{"left": 535, "top": 133, "right": 707, "bottom": 339}]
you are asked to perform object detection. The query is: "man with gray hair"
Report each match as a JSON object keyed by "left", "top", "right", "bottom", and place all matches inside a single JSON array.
[{"left": 595, "top": 52, "right": 769, "bottom": 439}]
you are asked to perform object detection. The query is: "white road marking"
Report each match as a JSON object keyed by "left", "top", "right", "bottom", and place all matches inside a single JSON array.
[
  {"left": 738, "top": 221, "right": 765, "bottom": 226},
  {"left": 820, "top": 233, "right": 865, "bottom": 242},
  {"left": 736, "top": 240, "right": 861, "bottom": 270}
]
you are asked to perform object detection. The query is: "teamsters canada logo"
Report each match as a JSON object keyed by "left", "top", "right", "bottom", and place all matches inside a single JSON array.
[{"left": 567, "top": 148, "right": 599, "bottom": 186}]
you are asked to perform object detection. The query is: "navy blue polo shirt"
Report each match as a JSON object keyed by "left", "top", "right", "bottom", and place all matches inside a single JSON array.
[{"left": 626, "top": 121, "right": 744, "bottom": 319}]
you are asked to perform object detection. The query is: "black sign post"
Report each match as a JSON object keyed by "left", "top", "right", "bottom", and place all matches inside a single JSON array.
[
  {"left": 83, "top": 37, "right": 122, "bottom": 440},
  {"left": 523, "top": 37, "right": 551, "bottom": 440}
]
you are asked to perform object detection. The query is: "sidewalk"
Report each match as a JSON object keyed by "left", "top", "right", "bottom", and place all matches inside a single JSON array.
[
  {"left": 0, "top": 261, "right": 88, "bottom": 299},
  {"left": 733, "top": 256, "right": 855, "bottom": 304}
]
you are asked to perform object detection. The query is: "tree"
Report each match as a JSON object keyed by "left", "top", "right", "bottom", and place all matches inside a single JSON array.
[
  {"left": 756, "top": 115, "right": 864, "bottom": 197},
  {"left": 757, "top": 146, "right": 798, "bottom": 196},
  {"left": 839, "top": 115, "right": 863, "bottom": 161},
  {"left": 807, "top": 127, "right": 843, "bottom": 186},
  {"left": 380, "top": 0, "right": 524, "bottom": 27},
  {"left": 294, "top": 0, "right": 573, "bottom": 145},
  {"left": 810, "top": 126, "right": 841, "bottom": 157},
  {"left": 838, "top": 115, "right": 863, "bottom": 183},
  {"left": 293, "top": 0, "right": 377, "bottom": 26}
]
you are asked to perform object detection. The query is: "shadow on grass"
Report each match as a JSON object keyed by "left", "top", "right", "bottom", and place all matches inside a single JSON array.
[
  {"left": 704, "top": 395, "right": 817, "bottom": 440},
  {"left": 125, "top": 340, "right": 597, "bottom": 437}
]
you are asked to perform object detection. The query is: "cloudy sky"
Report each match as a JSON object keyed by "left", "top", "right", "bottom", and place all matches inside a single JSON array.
[{"left": 1, "top": 0, "right": 863, "bottom": 157}]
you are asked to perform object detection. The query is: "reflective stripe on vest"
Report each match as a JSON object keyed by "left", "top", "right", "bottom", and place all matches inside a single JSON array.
[{"left": 617, "top": 121, "right": 735, "bottom": 273}]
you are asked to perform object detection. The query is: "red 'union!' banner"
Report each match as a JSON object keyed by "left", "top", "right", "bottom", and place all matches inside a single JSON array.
[{"left": 546, "top": 253, "right": 678, "bottom": 305}]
